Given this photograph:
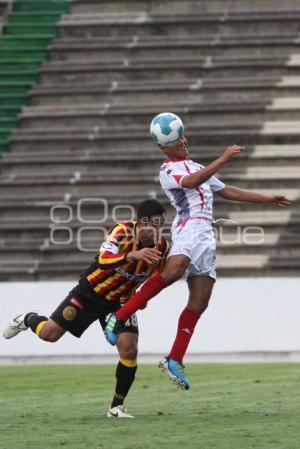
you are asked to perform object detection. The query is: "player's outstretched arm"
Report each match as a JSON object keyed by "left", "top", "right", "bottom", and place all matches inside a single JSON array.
[
  {"left": 181, "top": 145, "right": 244, "bottom": 188},
  {"left": 216, "top": 185, "right": 293, "bottom": 207}
]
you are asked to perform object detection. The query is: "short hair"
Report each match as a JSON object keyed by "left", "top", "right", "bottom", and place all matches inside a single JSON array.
[{"left": 137, "top": 199, "right": 166, "bottom": 220}]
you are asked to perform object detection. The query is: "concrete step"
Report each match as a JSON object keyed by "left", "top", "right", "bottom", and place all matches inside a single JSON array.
[
  {"left": 0, "top": 177, "right": 158, "bottom": 196},
  {"left": 1, "top": 228, "right": 299, "bottom": 251},
  {"left": 19, "top": 98, "right": 300, "bottom": 128},
  {"left": 69, "top": 0, "right": 300, "bottom": 13},
  {"left": 70, "top": 0, "right": 300, "bottom": 15},
  {"left": 40, "top": 56, "right": 300, "bottom": 84},
  {"left": 0, "top": 260, "right": 84, "bottom": 281},
  {"left": 0, "top": 218, "right": 297, "bottom": 245},
  {"left": 0, "top": 257, "right": 88, "bottom": 280},
  {"left": 217, "top": 245, "right": 300, "bottom": 259},
  {"left": 2, "top": 143, "right": 300, "bottom": 171},
  {"left": 0, "top": 193, "right": 298, "bottom": 220},
  {"left": 0, "top": 178, "right": 295, "bottom": 195},
  {"left": 0, "top": 245, "right": 92, "bottom": 263},
  {"left": 49, "top": 34, "right": 300, "bottom": 61},
  {"left": 2, "top": 151, "right": 300, "bottom": 176},
  {"left": 0, "top": 154, "right": 163, "bottom": 175},
  {"left": 0, "top": 207, "right": 297, "bottom": 227},
  {"left": 58, "top": 12, "right": 300, "bottom": 38},
  {"left": 0, "top": 193, "right": 167, "bottom": 209},
  {"left": 0, "top": 252, "right": 299, "bottom": 280},
  {"left": 1, "top": 238, "right": 299, "bottom": 263},
  {"left": 217, "top": 254, "right": 300, "bottom": 276},
  {"left": 29, "top": 76, "right": 300, "bottom": 106},
  {"left": 3, "top": 144, "right": 300, "bottom": 161},
  {"left": 226, "top": 210, "right": 298, "bottom": 226},
  {"left": 9, "top": 121, "right": 300, "bottom": 153},
  {"left": 0, "top": 221, "right": 108, "bottom": 241},
  {"left": 0, "top": 212, "right": 298, "bottom": 234},
  {"left": 0, "top": 169, "right": 299, "bottom": 195},
  {"left": 215, "top": 228, "right": 299, "bottom": 245},
  {"left": 0, "top": 237, "right": 46, "bottom": 251},
  {"left": 0, "top": 186, "right": 297, "bottom": 206}
]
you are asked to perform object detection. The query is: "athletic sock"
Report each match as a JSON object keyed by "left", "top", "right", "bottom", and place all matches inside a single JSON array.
[
  {"left": 25, "top": 313, "right": 48, "bottom": 337},
  {"left": 111, "top": 358, "right": 138, "bottom": 408},
  {"left": 115, "top": 273, "right": 166, "bottom": 322},
  {"left": 169, "top": 307, "right": 200, "bottom": 363}
]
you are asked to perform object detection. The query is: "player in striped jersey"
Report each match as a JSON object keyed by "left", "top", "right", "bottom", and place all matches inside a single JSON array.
[{"left": 3, "top": 199, "right": 170, "bottom": 418}]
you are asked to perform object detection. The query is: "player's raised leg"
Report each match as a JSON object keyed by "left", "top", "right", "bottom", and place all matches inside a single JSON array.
[{"left": 105, "top": 255, "right": 190, "bottom": 345}]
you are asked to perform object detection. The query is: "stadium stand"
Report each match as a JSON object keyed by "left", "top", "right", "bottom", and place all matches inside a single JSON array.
[
  {"left": 0, "top": 0, "right": 11, "bottom": 28},
  {"left": 0, "top": 0, "right": 69, "bottom": 154},
  {"left": 0, "top": 0, "right": 299, "bottom": 279}
]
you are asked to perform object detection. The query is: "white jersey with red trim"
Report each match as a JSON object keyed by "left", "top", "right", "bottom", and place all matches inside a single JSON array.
[{"left": 159, "top": 158, "right": 225, "bottom": 227}]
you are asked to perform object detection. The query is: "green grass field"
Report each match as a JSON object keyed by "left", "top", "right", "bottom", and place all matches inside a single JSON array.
[{"left": 1, "top": 363, "right": 300, "bottom": 449}]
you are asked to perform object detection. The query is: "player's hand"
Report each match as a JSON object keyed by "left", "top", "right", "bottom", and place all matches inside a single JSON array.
[
  {"left": 128, "top": 248, "right": 162, "bottom": 264},
  {"left": 265, "top": 195, "right": 293, "bottom": 208},
  {"left": 220, "top": 145, "right": 245, "bottom": 163}
]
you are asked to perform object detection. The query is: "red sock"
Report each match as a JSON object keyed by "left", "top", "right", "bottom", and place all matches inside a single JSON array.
[
  {"left": 169, "top": 307, "right": 200, "bottom": 363},
  {"left": 116, "top": 273, "right": 166, "bottom": 322}
]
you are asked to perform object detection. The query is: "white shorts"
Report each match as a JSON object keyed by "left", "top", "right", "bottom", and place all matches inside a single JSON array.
[{"left": 168, "top": 218, "right": 217, "bottom": 280}]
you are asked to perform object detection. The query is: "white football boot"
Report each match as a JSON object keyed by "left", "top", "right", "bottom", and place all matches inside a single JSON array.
[
  {"left": 3, "top": 311, "right": 36, "bottom": 339},
  {"left": 107, "top": 405, "right": 135, "bottom": 418}
]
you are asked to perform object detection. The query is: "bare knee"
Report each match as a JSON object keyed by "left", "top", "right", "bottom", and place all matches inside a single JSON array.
[
  {"left": 187, "top": 276, "right": 215, "bottom": 315},
  {"left": 187, "top": 291, "right": 212, "bottom": 315},
  {"left": 117, "top": 334, "right": 138, "bottom": 360},
  {"left": 162, "top": 256, "right": 189, "bottom": 285},
  {"left": 162, "top": 267, "right": 183, "bottom": 285},
  {"left": 39, "top": 320, "right": 65, "bottom": 342},
  {"left": 39, "top": 329, "right": 62, "bottom": 342},
  {"left": 120, "top": 346, "right": 138, "bottom": 360},
  {"left": 188, "top": 299, "right": 210, "bottom": 316}
]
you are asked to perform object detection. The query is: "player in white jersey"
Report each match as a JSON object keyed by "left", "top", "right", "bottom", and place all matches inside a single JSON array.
[
  {"left": 105, "top": 124, "right": 292, "bottom": 390},
  {"left": 159, "top": 153, "right": 226, "bottom": 280}
]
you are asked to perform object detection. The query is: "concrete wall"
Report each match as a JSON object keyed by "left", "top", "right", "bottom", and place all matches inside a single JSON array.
[{"left": 1, "top": 278, "right": 300, "bottom": 361}]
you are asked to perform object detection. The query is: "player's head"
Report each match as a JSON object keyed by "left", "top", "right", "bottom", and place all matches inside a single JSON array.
[
  {"left": 150, "top": 111, "right": 188, "bottom": 159},
  {"left": 136, "top": 199, "right": 166, "bottom": 246},
  {"left": 159, "top": 136, "right": 189, "bottom": 160}
]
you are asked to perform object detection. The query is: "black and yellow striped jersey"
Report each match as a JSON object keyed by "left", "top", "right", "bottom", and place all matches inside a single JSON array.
[{"left": 81, "top": 221, "right": 170, "bottom": 303}]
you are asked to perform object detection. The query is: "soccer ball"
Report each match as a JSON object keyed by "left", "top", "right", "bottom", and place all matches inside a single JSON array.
[{"left": 150, "top": 112, "right": 184, "bottom": 146}]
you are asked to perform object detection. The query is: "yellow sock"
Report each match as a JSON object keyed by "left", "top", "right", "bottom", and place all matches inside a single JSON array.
[{"left": 35, "top": 320, "right": 47, "bottom": 337}]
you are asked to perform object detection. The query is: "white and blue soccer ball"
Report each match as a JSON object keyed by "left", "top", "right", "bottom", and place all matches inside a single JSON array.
[{"left": 150, "top": 112, "right": 184, "bottom": 146}]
